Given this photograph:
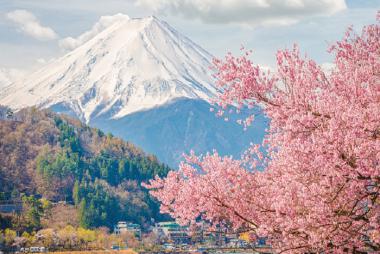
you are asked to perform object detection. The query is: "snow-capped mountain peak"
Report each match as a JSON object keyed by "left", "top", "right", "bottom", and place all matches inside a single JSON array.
[{"left": 0, "top": 15, "right": 217, "bottom": 123}]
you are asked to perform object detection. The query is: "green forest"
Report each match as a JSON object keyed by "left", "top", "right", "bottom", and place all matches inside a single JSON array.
[{"left": 0, "top": 106, "right": 170, "bottom": 232}]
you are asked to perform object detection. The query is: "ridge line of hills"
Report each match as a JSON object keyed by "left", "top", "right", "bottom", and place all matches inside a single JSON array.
[{"left": 0, "top": 105, "right": 170, "bottom": 230}]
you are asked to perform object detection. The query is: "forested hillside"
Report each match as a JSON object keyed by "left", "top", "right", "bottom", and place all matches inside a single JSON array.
[{"left": 0, "top": 106, "right": 170, "bottom": 230}]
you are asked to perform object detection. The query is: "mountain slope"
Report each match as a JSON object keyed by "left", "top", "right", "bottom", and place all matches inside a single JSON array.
[
  {"left": 0, "top": 68, "right": 24, "bottom": 89},
  {"left": 0, "top": 15, "right": 267, "bottom": 167},
  {"left": 91, "top": 98, "right": 267, "bottom": 166},
  {"left": 0, "top": 106, "right": 170, "bottom": 228},
  {"left": 0, "top": 16, "right": 217, "bottom": 123}
]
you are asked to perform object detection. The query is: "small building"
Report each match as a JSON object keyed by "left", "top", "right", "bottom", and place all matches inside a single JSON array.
[
  {"left": 153, "top": 221, "right": 190, "bottom": 244},
  {"left": 114, "top": 221, "right": 142, "bottom": 240}
]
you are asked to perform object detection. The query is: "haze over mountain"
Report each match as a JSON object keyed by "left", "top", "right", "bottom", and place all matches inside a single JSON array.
[
  {"left": 0, "top": 68, "right": 24, "bottom": 89},
  {"left": 0, "top": 15, "right": 267, "bottom": 167}
]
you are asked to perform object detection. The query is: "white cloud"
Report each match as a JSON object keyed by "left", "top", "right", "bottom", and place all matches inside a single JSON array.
[
  {"left": 6, "top": 9, "right": 58, "bottom": 41},
  {"left": 135, "top": 0, "right": 347, "bottom": 27},
  {"left": 59, "top": 13, "right": 130, "bottom": 51}
]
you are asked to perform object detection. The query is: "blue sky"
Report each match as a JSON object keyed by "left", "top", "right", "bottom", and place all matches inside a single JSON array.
[{"left": 0, "top": 0, "right": 378, "bottom": 72}]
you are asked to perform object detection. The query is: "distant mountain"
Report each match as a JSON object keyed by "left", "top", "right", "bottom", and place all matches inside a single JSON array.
[
  {"left": 91, "top": 98, "right": 267, "bottom": 166},
  {"left": 0, "top": 16, "right": 216, "bottom": 121},
  {"left": 0, "top": 15, "right": 266, "bottom": 167}
]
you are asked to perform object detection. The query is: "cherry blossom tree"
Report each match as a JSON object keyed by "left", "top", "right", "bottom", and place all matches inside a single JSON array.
[{"left": 144, "top": 13, "right": 380, "bottom": 253}]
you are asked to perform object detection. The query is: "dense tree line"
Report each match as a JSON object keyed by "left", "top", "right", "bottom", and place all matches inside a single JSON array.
[{"left": 0, "top": 106, "right": 170, "bottom": 231}]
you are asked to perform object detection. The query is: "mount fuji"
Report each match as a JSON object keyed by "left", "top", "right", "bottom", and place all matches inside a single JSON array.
[
  {"left": 0, "top": 15, "right": 216, "bottom": 121},
  {"left": 0, "top": 15, "right": 267, "bottom": 167}
]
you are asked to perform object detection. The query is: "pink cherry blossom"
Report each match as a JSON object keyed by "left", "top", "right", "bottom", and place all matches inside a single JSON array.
[{"left": 144, "top": 13, "right": 380, "bottom": 253}]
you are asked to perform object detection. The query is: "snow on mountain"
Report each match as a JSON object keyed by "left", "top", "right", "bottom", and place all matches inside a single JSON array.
[
  {"left": 0, "top": 15, "right": 268, "bottom": 167},
  {"left": 92, "top": 98, "right": 267, "bottom": 167},
  {"left": 0, "top": 15, "right": 217, "bottom": 123},
  {"left": 0, "top": 68, "right": 25, "bottom": 89},
  {"left": 59, "top": 13, "right": 131, "bottom": 51}
]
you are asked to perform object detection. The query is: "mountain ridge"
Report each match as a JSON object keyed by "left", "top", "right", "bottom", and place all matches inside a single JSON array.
[
  {"left": 0, "top": 105, "right": 169, "bottom": 228},
  {"left": 0, "top": 16, "right": 217, "bottom": 123},
  {"left": 0, "top": 15, "right": 267, "bottom": 167}
]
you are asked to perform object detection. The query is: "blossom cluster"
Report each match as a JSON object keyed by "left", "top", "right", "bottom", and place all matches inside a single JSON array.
[{"left": 144, "top": 13, "right": 380, "bottom": 253}]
